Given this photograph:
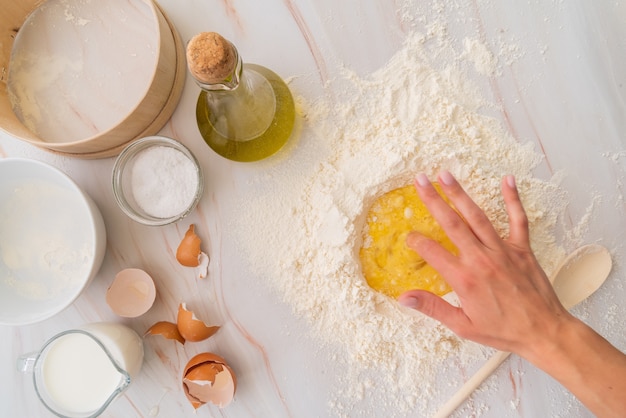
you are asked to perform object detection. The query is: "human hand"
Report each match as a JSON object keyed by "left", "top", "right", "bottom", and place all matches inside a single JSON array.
[{"left": 398, "top": 171, "right": 572, "bottom": 359}]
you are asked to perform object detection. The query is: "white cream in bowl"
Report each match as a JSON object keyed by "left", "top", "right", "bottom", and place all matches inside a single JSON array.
[{"left": 0, "top": 158, "right": 106, "bottom": 325}]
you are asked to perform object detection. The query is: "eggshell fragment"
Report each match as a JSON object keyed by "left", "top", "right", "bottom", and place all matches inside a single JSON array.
[
  {"left": 177, "top": 303, "right": 219, "bottom": 342},
  {"left": 197, "top": 252, "right": 209, "bottom": 279},
  {"left": 145, "top": 321, "right": 185, "bottom": 344},
  {"left": 106, "top": 268, "right": 156, "bottom": 317},
  {"left": 176, "top": 224, "right": 210, "bottom": 278},
  {"left": 182, "top": 353, "right": 236, "bottom": 409},
  {"left": 176, "top": 224, "right": 202, "bottom": 267}
]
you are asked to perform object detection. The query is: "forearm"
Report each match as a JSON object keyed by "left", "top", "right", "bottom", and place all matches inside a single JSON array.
[
  {"left": 522, "top": 316, "right": 626, "bottom": 418},
  {"left": 402, "top": 173, "right": 625, "bottom": 415}
]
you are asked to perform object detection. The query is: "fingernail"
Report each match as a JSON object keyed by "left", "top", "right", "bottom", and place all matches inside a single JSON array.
[
  {"left": 506, "top": 175, "right": 516, "bottom": 188},
  {"left": 406, "top": 231, "right": 423, "bottom": 248},
  {"left": 439, "top": 170, "right": 455, "bottom": 186},
  {"left": 398, "top": 295, "right": 421, "bottom": 309},
  {"left": 415, "top": 173, "right": 430, "bottom": 187}
]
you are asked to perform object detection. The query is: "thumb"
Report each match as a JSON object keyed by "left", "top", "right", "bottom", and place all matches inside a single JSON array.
[{"left": 398, "top": 290, "right": 466, "bottom": 329}]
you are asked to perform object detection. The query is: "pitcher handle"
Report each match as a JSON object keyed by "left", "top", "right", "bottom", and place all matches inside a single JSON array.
[{"left": 17, "top": 352, "right": 38, "bottom": 373}]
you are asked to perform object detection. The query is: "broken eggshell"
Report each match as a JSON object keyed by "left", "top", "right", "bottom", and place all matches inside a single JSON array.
[
  {"left": 145, "top": 304, "right": 219, "bottom": 344},
  {"left": 183, "top": 352, "right": 236, "bottom": 409},
  {"left": 145, "top": 321, "right": 185, "bottom": 344},
  {"left": 106, "top": 268, "right": 156, "bottom": 317},
  {"left": 177, "top": 303, "right": 220, "bottom": 342},
  {"left": 176, "top": 224, "right": 209, "bottom": 278}
]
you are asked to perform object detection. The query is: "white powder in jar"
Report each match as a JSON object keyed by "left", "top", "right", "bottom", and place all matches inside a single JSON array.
[{"left": 130, "top": 146, "right": 198, "bottom": 219}]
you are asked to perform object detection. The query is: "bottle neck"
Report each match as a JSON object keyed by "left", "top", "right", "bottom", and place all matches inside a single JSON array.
[
  {"left": 197, "top": 62, "right": 277, "bottom": 142},
  {"left": 193, "top": 47, "right": 243, "bottom": 91}
]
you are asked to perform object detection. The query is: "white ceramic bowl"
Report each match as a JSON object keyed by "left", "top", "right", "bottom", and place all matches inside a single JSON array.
[{"left": 0, "top": 158, "right": 106, "bottom": 326}]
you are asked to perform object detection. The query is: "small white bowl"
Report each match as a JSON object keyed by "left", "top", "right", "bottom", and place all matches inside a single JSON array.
[
  {"left": 112, "top": 136, "right": 203, "bottom": 226},
  {"left": 0, "top": 158, "right": 107, "bottom": 326}
]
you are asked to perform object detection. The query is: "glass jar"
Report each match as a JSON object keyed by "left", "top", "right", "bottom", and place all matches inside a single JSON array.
[{"left": 112, "top": 136, "right": 203, "bottom": 226}]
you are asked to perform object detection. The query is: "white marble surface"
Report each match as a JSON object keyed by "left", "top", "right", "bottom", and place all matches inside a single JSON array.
[{"left": 1, "top": 1, "right": 625, "bottom": 417}]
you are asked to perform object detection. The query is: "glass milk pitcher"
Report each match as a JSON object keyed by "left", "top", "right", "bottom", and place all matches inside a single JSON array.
[{"left": 17, "top": 322, "right": 144, "bottom": 418}]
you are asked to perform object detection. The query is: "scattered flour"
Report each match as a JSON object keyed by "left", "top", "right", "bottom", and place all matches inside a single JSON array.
[
  {"left": 462, "top": 38, "right": 498, "bottom": 76},
  {"left": 565, "top": 193, "right": 602, "bottom": 248},
  {"left": 232, "top": 10, "right": 573, "bottom": 418}
]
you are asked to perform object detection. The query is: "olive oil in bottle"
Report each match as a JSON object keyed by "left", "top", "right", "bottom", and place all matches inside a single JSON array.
[{"left": 186, "top": 32, "right": 295, "bottom": 162}]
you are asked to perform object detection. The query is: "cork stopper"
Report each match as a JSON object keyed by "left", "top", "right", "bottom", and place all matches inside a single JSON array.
[{"left": 186, "top": 32, "right": 237, "bottom": 84}]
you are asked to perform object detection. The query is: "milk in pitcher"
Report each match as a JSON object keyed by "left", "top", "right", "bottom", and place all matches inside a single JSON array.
[{"left": 33, "top": 322, "right": 143, "bottom": 415}]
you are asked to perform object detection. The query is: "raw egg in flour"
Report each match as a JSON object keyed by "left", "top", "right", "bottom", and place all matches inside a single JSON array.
[{"left": 359, "top": 183, "right": 455, "bottom": 298}]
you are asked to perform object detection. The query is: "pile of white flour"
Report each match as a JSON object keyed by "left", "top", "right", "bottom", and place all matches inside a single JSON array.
[{"left": 231, "top": 19, "right": 571, "bottom": 418}]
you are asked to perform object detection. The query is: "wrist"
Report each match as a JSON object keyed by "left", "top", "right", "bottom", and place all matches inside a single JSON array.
[
  {"left": 515, "top": 312, "right": 583, "bottom": 370},
  {"left": 516, "top": 315, "right": 626, "bottom": 417}
]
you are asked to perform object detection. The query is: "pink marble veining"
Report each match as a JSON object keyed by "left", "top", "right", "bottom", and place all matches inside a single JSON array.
[{"left": 283, "top": 0, "right": 329, "bottom": 83}]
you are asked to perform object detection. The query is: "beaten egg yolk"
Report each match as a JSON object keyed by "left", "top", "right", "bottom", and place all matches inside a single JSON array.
[{"left": 359, "top": 184, "right": 456, "bottom": 299}]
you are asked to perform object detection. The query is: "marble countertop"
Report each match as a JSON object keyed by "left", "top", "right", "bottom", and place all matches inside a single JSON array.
[{"left": 1, "top": 0, "right": 625, "bottom": 417}]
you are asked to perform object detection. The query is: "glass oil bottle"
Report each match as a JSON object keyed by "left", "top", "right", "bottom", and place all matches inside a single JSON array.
[{"left": 186, "top": 32, "right": 295, "bottom": 162}]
